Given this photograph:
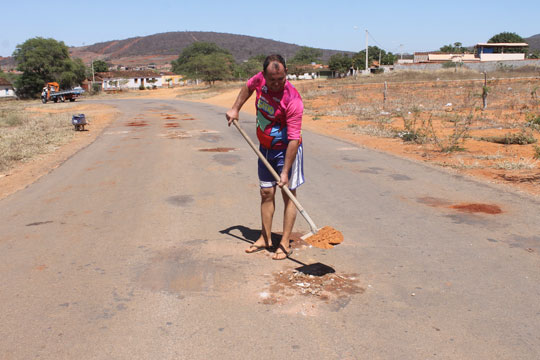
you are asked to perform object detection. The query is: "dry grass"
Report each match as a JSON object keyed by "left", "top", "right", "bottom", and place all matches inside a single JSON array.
[
  {"left": 0, "top": 101, "right": 73, "bottom": 172},
  {"left": 493, "top": 159, "right": 538, "bottom": 170}
]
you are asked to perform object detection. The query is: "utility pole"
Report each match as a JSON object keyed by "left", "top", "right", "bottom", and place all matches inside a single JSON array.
[{"left": 365, "top": 30, "right": 369, "bottom": 73}]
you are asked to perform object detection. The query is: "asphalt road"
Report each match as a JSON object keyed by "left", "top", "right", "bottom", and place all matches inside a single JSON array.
[{"left": 1, "top": 98, "right": 539, "bottom": 359}]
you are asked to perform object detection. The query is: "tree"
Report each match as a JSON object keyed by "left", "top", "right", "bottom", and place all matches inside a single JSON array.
[
  {"left": 12, "top": 37, "right": 87, "bottom": 98},
  {"left": 171, "top": 42, "right": 235, "bottom": 84},
  {"left": 92, "top": 60, "right": 109, "bottom": 72},
  {"left": 351, "top": 46, "right": 397, "bottom": 70},
  {"left": 328, "top": 53, "right": 352, "bottom": 73},
  {"left": 237, "top": 55, "right": 265, "bottom": 79},
  {"left": 439, "top": 42, "right": 467, "bottom": 53},
  {"left": 0, "top": 69, "right": 18, "bottom": 84},
  {"left": 172, "top": 42, "right": 232, "bottom": 74},
  {"left": 290, "top": 47, "right": 322, "bottom": 64},
  {"left": 488, "top": 32, "right": 528, "bottom": 54}
]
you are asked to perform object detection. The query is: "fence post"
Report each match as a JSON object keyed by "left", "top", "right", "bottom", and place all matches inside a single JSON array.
[
  {"left": 482, "top": 72, "right": 488, "bottom": 110},
  {"left": 384, "top": 81, "right": 387, "bottom": 103}
]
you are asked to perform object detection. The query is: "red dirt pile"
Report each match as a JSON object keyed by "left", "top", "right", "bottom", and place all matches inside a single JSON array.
[{"left": 304, "top": 226, "right": 344, "bottom": 249}]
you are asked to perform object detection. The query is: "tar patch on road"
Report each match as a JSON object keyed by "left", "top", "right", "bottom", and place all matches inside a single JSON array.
[
  {"left": 166, "top": 195, "right": 194, "bottom": 207},
  {"left": 135, "top": 249, "right": 240, "bottom": 295},
  {"left": 26, "top": 220, "right": 53, "bottom": 226},
  {"left": 199, "top": 134, "right": 223, "bottom": 143},
  {"left": 212, "top": 154, "right": 240, "bottom": 166}
]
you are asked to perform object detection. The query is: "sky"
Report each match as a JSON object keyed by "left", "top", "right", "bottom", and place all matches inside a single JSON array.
[{"left": 2, "top": 0, "right": 539, "bottom": 58}]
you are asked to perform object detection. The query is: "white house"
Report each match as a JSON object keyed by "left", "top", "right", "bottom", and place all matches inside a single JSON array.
[
  {"left": 0, "top": 77, "right": 15, "bottom": 98},
  {"left": 97, "top": 70, "right": 164, "bottom": 90},
  {"left": 475, "top": 43, "right": 528, "bottom": 62},
  {"left": 159, "top": 71, "right": 184, "bottom": 87}
]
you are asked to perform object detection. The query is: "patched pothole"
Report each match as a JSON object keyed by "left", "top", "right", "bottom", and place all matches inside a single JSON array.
[
  {"left": 418, "top": 196, "right": 503, "bottom": 215},
  {"left": 260, "top": 266, "right": 364, "bottom": 308},
  {"left": 125, "top": 121, "right": 147, "bottom": 127},
  {"left": 450, "top": 203, "right": 502, "bottom": 214}
]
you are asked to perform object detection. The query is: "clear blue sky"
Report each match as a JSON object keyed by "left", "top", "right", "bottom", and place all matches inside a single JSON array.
[{"left": 2, "top": 0, "right": 539, "bottom": 57}]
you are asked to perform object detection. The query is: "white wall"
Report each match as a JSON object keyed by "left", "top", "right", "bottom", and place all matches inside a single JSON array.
[
  {"left": 102, "top": 77, "right": 164, "bottom": 89},
  {"left": 480, "top": 53, "right": 525, "bottom": 62},
  {"left": 0, "top": 86, "right": 15, "bottom": 97}
]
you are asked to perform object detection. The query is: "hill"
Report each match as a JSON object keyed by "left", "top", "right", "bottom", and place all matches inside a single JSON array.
[
  {"left": 69, "top": 31, "right": 354, "bottom": 69},
  {"left": 524, "top": 33, "right": 540, "bottom": 51}
]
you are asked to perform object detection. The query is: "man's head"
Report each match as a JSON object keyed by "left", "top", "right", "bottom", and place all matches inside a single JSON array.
[{"left": 263, "top": 54, "right": 287, "bottom": 93}]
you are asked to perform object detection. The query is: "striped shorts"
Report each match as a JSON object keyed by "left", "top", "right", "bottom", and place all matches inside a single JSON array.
[{"left": 258, "top": 144, "right": 304, "bottom": 190}]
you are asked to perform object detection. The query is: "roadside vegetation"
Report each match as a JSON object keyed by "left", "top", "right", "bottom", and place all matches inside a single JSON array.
[
  {"left": 13, "top": 37, "right": 87, "bottom": 99},
  {"left": 0, "top": 101, "right": 73, "bottom": 173}
]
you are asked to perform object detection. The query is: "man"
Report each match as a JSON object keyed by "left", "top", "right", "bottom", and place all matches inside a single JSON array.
[{"left": 226, "top": 54, "right": 304, "bottom": 260}]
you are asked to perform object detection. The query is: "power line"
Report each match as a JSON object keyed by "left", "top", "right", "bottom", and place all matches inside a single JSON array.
[
  {"left": 366, "top": 30, "right": 401, "bottom": 54},
  {"left": 366, "top": 30, "right": 386, "bottom": 50}
]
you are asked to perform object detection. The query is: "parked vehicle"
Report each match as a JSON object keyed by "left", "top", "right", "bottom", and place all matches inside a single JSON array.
[{"left": 41, "top": 82, "right": 84, "bottom": 103}]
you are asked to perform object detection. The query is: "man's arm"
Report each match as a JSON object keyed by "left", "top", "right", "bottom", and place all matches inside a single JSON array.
[
  {"left": 225, "top": 84, "right": 254, "bottom": 126},
  {"left": 278, "top": 139, "right": 299, "bottom": 188}
]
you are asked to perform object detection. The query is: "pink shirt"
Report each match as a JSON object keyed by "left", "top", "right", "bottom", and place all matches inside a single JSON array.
[{"left": 247, "top": 72, "right": 303, "bottom": 150}]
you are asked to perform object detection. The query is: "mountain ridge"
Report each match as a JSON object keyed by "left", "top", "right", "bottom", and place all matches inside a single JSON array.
[{"left": 70, "top": 31, "right": 354, "bottom": 68}]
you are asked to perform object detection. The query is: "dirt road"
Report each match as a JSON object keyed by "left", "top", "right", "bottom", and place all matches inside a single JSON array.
[{"left": 1, "top": 98, "right": 539, "bottom": 359}]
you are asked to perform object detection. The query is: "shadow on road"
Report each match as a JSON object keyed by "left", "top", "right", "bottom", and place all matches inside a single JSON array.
[
  {"left": 219, "top": 225, "right": 282, "bottom": 248},
  {"left": 219, "top": 225, "right": 336, "bottom": 277}
]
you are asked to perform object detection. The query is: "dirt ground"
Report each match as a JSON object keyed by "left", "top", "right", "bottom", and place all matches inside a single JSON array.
[
  {"left": 0, "top": 103, "right": 119, "bottom": 199},
  {"left": 176, "top": 76, "right": 540, "bottom": 198},
  {"left": 295, "top": 76, "right": 540, "bottom": 197},
  {"left": 2, "top": 73, "right": 539, "bottom": 200}
]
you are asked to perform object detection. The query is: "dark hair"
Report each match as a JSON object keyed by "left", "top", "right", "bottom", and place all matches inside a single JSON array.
[{"left": 263, "top": 54, "right": 287, "bottom": 73}]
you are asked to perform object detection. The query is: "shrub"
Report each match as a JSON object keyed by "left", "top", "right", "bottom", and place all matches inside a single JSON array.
[
  {"left": 534, "top": 145, "right": 540, "bottom": 160},
  {"left": 480, "top": 131, "right": 537, "bottom": 145},
  {"left": 526, "top": 113, "right": 540, "bottom": 130},
  {"left": 139, "top": 84, "right": 145, "bottom": 90}
]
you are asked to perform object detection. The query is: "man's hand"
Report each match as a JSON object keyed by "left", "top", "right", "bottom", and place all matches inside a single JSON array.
[
  {"left": 225, "top": 109, "right": 239, "bottom": 127},
  {"left": 278, "top": 171, "right": 289, "bottom": 188}
]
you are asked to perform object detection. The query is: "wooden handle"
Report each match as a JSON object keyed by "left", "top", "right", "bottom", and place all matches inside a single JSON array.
[{"left": 232, "top": 120, "right": 318, "bottom": 234}]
